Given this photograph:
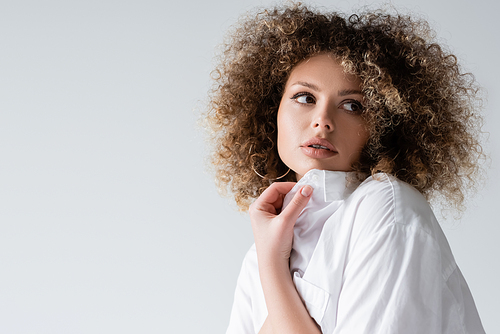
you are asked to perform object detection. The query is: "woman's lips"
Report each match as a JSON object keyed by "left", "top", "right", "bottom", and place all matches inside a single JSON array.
[
  {"left": 300, "top": 146, "right": 337, "bottom": 158},
  {"left": 300, "top": 138, "right": 337, "bottom": 159}
]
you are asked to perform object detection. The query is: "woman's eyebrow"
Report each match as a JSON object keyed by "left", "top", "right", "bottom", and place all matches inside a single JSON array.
[
  {"left": 291, "top": 81, "right": 321, "bottom": 92},
  {"left": 338, "top": 89, "right": 363, "bottom": 96},
  {"left": 290, "top": 83, "right": 362, "bottom": 97}
]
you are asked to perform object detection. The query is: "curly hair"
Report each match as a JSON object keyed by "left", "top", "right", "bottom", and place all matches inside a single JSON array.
[{"left": 204, "top": 3, "right": 484, "bottom": 211}]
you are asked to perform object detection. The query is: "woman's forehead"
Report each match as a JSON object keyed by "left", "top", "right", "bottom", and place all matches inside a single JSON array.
[{"left": 285, "top": 54, "right": 361, "bottom": 90}]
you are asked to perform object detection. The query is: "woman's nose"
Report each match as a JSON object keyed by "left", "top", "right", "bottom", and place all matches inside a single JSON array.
[{"left": 312, "top": 108, "right": 334, "bottom": 131}]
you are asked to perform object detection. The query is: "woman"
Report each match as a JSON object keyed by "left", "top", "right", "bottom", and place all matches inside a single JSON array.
[{"left": 205, "top": 4, "right": 485, "bottom": 333}]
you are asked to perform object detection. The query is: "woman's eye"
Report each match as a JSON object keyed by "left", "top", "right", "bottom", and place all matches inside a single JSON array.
[
  {"left": 292, "top": 93, "right": 315, "bottom": 104},
  {"left": 341, "top": 101, "right": 364, "bottom": 114}
]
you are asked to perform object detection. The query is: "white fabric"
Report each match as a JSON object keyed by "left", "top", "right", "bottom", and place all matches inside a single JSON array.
[{"left": 226, "top": 169, "right": 485, "bottom": 334}]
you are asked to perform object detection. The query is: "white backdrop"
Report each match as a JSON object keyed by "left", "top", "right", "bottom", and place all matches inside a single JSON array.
[{"left": 0, "top": 0, "right": 498, "bottom": 333}]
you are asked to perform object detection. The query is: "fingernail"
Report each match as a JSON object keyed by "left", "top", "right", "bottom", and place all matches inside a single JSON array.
[{"left": 301, "top": 185, "right": 313, "bottom": 197}]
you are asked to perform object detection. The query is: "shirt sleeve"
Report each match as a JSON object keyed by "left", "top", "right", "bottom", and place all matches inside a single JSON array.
[
  {"left": 226, "top": 246, "right": 259, "bottom": 334},
  {"left": 330, "top": 177, "right": 482, "bottom": 334},
  {"left": 333, "top": 222, "right": 450, "bottom": 333}
]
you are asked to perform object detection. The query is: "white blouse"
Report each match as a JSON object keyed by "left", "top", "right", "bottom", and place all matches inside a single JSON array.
[{"left": 226, "top": 169, "right": 485, "bottom": 334}]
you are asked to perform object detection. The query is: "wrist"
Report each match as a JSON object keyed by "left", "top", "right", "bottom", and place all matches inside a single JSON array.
[
  {"left": 258, "top": 255, "right": 290, "bottom": 274},
  {"left": 258, "top": 260, "right": 292, "bottom": 291}
]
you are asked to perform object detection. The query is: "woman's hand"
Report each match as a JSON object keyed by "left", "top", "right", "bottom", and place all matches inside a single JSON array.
[
  {"left": 249, "top": 182, "right": 313, "bottom": 268},
  {"left": 249, "top": 182, "right": 321, "bottom": 334}
]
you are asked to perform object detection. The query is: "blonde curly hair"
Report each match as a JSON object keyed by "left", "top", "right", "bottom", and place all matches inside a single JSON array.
[{"left": 205, "top": 3, "right": 484, "bottom": 211}]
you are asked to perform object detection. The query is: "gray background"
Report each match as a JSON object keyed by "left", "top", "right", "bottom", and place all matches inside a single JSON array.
[{"left": 0, "top": 0, "right": 498, "bottom": 333}]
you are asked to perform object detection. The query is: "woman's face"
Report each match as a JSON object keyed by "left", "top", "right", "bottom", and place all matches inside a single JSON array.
[{"left": 277, "top": 54, "right": 369, "bottom": 180}]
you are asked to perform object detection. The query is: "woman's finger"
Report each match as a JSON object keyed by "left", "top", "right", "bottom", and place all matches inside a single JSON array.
[
  {"left": 251, "top": 182, "right": 296, "bottom": 213},
  {"left": 278, "top": 185, "right": 313, "bottom": 225}
]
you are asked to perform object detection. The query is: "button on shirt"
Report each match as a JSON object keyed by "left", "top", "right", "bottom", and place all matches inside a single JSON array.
[{"left": 226, "top": 169, "right": 485, "bottom": 334}]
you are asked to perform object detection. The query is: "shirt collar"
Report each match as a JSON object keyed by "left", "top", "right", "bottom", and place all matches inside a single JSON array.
[{"left": 296, "top": 169, "right": 358, "bottom": 203}]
